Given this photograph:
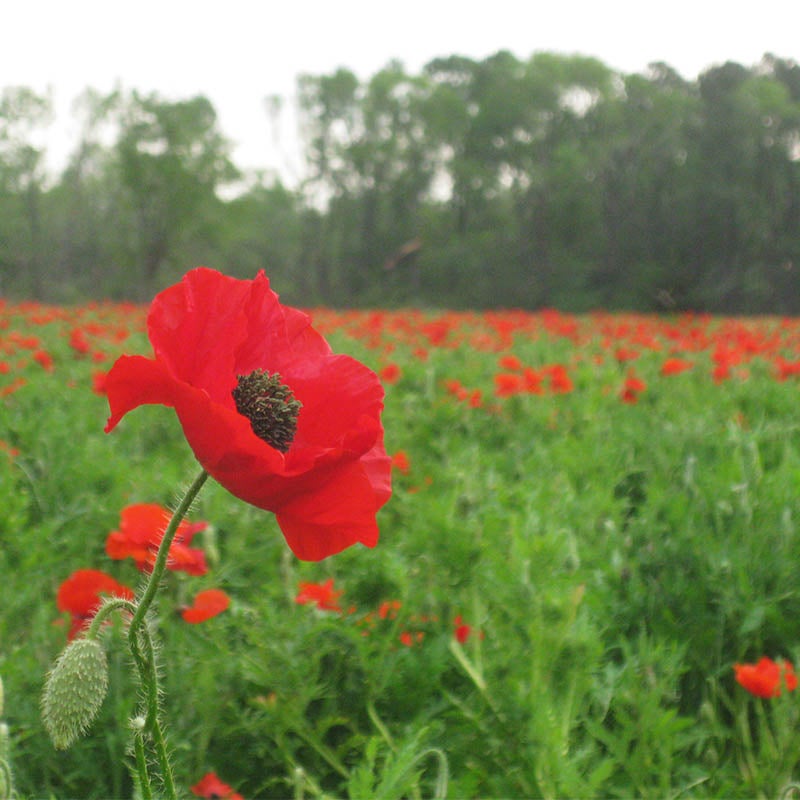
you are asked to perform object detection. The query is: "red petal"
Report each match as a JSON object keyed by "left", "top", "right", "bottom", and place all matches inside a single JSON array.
[
  {"left": 275, "top": 441, "right": 391, "bottom": 561},
  {"left": 182, "top": 589, "right": 230, "bottom": 623},
  {"left": 57, "top": 569, "right": 135, "bottom": 616}
]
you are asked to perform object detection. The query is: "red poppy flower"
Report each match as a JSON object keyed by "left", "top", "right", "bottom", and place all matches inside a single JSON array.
[
  {"left": 295, "top": 578, "right": 343, "bottom": 612},
  {"left": 546, "top": 364, "right": 574, "bottom": 394},
  {"left": 91, "top": 370, "right": 108, "bottom": 395},
  {"left": 379, "top": 363, "right": 402, "bottom": 383},
  {"left": 660, "top": 357, "right": 694, "bottom": 376},
  {"left": 181, "top": 589, "right": 231, "bottom": 624},
  {"left": 106, "top": 504, "right": 208, "bottom": 576},
  {"left": 494, "top": 372, "right": 524, "bottom": 397},
  {"left": 734, "top": 656, "right": 798, "bottom": 698},
  {"left": 498, "top": 354, "right": 522, "bottom": 371},
  {"left": 57, "top": 569, "right": 135, "bottom": 640},
  {"left": 191, "top": 771, "right": 244, "bottom": 799},
  {"left": 391, "top": 450, "right": 411, "bottom": 474},
  {"left": 104, "top": 268, "right": 392, "bottom": 561},
  {"left": 33, "top": 349, "right": 54, "bottom": 371}
]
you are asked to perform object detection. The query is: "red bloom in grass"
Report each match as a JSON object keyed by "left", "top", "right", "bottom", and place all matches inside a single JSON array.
[
  {"left": 378, "top": 599, "right": 402, "bottom": 619},
  {"left": 181, "top": 589, "right": 231, "bottom": 624},
  {"left": 106, "top": 504, "right": 208, "bottom": 576},
  {"left": 661, "top": 357, "right": 694, "bottom": 376},
  {"left": 774, "top": 356, "right": 800, "bottom": 381},
  {"left": 57, "top": 569, "right": 135, "bottom": 640},
  {"left": 494, "top": 372, "right": 524, "bottom": 397},
  {"left": 0, "top": 377, "right": 26, "bottom": 398},
  {"left": 734, "top": 657, "right": 798, "bottom": 698},
  {"left": 400, "top": 630, "right": 425, "bottom": 647},
  {"left": 0, "top": 439, "right": 19, "bottom": 460},
  {"left": 498, "top": 354, "right": 522, "bottom": 371},
  {"left": 69, "top": 327, "right": 91, "bottom": 356},
  {"left": 546, "top": 364, "right": 574, "bottom": 394},
  {"left": 295, "top": 578, "right": 343, "bottom": 612},
  {"left": 614, "top": 347, "right": 640, "bottom": 363},
  {"left": 191, "top": 771, "right": 244, "bottom": 800},
  {"left": 33, "top": 349, "right": 54, "bottom": 371},
  {"left": 91, "top": 370, "right": 108, "bottom": 395},
  {"left": 620, "top": 371, "right": 647, "bottom": 404},
  {"left": 453, "top": 615, "right": 473, "bottom": 644},
  {"left": 379, "top": 362, "right": 402, "bottom": 384},
  {"left": 391, "top": 450, "right": 411, "bottom": 474},
  {"left": 104, "top": 268, "right": 391, "bottom": 562}
]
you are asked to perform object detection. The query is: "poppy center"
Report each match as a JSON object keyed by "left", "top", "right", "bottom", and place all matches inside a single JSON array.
[{"left": 232, "top": 370, "right": 302, "bottom": 452}]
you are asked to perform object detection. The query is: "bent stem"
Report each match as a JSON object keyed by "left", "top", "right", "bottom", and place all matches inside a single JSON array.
[{"left": 127, "top": 468, "right": 209, "bottom": 799}]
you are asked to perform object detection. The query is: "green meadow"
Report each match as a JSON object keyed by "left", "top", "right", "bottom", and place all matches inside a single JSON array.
[{"left": 2, "top": 301, "right": 800, "bottom": 798}]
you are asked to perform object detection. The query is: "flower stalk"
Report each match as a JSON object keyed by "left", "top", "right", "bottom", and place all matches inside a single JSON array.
[{"left": 125, "top": 468, "right": 209, "bottom": 799}]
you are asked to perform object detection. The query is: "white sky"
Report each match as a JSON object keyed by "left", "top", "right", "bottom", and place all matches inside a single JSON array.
[{"left": 4, "top": 0, "right": 800, "bottom": 183}]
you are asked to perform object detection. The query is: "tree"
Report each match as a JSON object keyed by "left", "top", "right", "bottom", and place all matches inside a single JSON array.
[
  {"left": 115, "top": 91, "right": 238, "bottom": 296},
  {"left": 0, "top": 86, "right": 53, "bottom": 296}
]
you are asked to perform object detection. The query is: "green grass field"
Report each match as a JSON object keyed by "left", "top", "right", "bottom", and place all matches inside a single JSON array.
[{"left": 1, "top": 299, "right": 800, "bottom": 798}]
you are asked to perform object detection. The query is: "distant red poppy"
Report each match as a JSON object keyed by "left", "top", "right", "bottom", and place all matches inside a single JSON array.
[
  {"left": 104, "top": 268, "right": 392, "bottom": 561},
  {"left": 660, "top": 357, "right": 694, "bottom": 376},
  {"left": 91, "top": 370, "right": 108, "bottom": 395},
  {"left": 378, "top": 599, "right": 401, "bottom": 620},
  {"left": 105, "top": 504, "right": 208, "bottom": 576},
  {"left": 181, "top": 589, "right": 230, "bottom": 624},
  {"left": 33, "top": 349, "right": 54, "bottom": 371},
  {"left": 620, "top": 371, "right": 647, "bottom": 404},
  {"left": 494, "top": 372, "right": 524, "bottom": 397},
  {"left": 391, "top": 450, "right": 411, "bottom": 474},
  {"left": 453, "top": 615, "right": 473, "bottom": 644},
  {"left": 68, "top": 328, "right": 91, "bottom": 356},
  {"left": 546, "top": 364, "right": 574, "bottom": 394},
  {"left": 379, "top": 363, "right": 402, "bottom": 383},
  {"left": 734, "top": 656, "right": 798, "bottom": 698},
  {"left": 400, "top": 630, "right": 424, "bottom": 647},
  {"left": 498, "top": 354, "right": 522, "bottom": 371},
  {"left": 191, "top": 771, "right": 244, "bottom": 799},
  {"left": 57, "top": 569, "right": 135, "bottom": 640},
  {"left": 295, "top": 578, "right": 343, "bottom": 612}
]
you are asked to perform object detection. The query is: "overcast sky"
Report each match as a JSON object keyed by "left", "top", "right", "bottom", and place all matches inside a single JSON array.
[{"left": 5, "top": 0, "right": 800, "bottom": 181}]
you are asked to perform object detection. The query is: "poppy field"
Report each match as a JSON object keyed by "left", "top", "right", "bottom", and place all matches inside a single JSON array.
[{"left": 2, "top": 280, "right": 800, "bottom": 798}]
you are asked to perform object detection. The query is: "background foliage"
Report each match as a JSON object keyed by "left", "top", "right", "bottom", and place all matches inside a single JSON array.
[{"left": 2, "top": 51, "right": 800, "bottom": 312}]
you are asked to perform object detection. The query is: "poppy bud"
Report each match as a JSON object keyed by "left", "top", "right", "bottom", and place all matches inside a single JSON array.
[
  {"left": 232, "top": 369, "right": 302, "bottom": 452},
  {"left": 41, "top": 638, "right": 109, "bottom": 750}
]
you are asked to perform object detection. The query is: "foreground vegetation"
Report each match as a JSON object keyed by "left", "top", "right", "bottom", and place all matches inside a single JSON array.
[{"left": 1, "top": 296, "right": 800, "bottom": 797}]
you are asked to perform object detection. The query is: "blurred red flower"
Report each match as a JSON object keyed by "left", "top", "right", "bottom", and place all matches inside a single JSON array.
[
  {"left": 57, "top": 569, "right": 135, "bottom": 640},
  {"left": 379, "top": 362, "right": 402, "bottom": 383},
  {"left": 734, "top": 656, "right": 798, "bottom": 698},
  {"left": 546, "top": 364, "right": 574, "bottom": 394},
  {"left": 191, "top": 771, "right": 243, "bottom": 799},
  {"left": 91, "top": 370, "right": 108, "bottom": 395},
  {"left": 494, "top": 372, "right": 524, "bottom": 397},
  {"left": 104, "top": 268, "right": 391, "bottom": 561},
  {"left": 181, "top": 589, "right": 230, "bottom": 624},
  {"left": 106, "top": 504, "right": 208, "bottom": 576},
  {"left": 295, "top": 578, "right": 343, "bottom": 612},
  {"left": 33, "top": 349, "right": 54, "bottom": 371},
  {"left": 498, "top": 354, "right": 522, "bottom": 371},
  {"left": 661, "top": 357, "right": 694, "bottom": 376},
  {"left": 391, "top": 450, "right": 411, "bottom": 474},
  {"left": 620, "top": 371, "right": 647, "bottom": 404}
]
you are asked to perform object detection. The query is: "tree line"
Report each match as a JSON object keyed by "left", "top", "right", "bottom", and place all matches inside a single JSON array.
[{"left": 2, "top": 51, "right": 800, "bottom": 312}]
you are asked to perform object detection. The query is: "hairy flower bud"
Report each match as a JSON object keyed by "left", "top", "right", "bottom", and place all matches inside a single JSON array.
[
  {"left": 232, "top": 370, "right": 302, "bottom": 452},
  {"left": 41, "top": 638, "right": 109, "bottom": 750}
]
